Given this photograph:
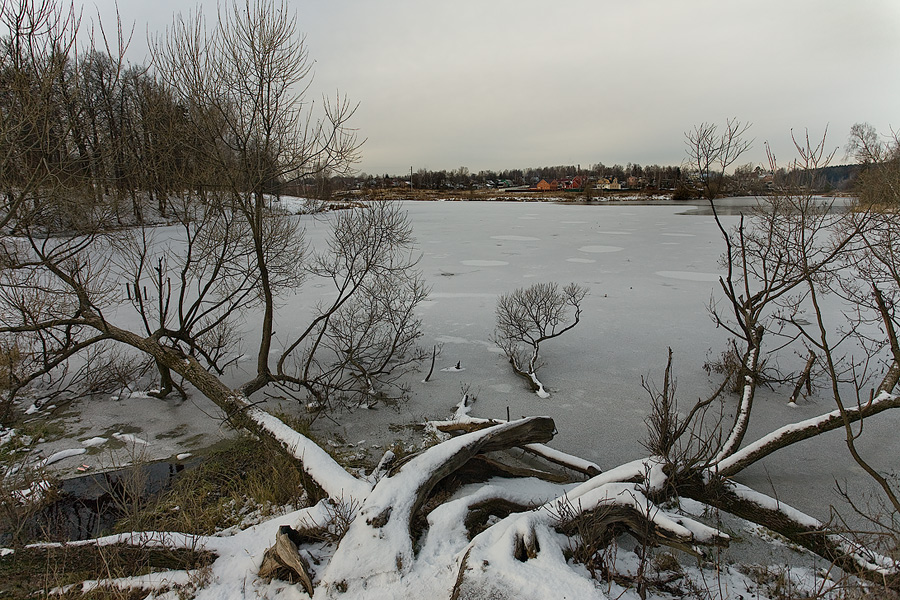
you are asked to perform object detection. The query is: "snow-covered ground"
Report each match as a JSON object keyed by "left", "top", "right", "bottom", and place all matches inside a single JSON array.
[{"left": 20, "top": 198, "right": 898, "bottom": 530}]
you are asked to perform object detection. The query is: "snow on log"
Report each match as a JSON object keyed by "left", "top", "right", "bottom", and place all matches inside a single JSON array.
[
  {"left": 40, "top": 447, "right": 87, "bottom": 466},
  {"left": 453, "top": 511, "right": 606, "bottom": 600},
  {"left": 245, "top": 403, "right": 372, "bottom": 500},
  {"left": 521, "top": 443, "right": 602, "bottom": 477},
  {"left": 550, "top": 481, "right": 728, "bottom": 550},
  {"left": 453, "top": 456, "right": 729, "bottom": 597},
  {"left": 712, "top": 391, "right": 900, "bottom": 478},
  {"left": 320, "top": 416, "right": 555, "bottom": 594},
  {"left": 430, "top": 398, "right": 602, "bottom": 476},
  {"left": 682, "top": 479, "right": 900, "bottom": 586}
]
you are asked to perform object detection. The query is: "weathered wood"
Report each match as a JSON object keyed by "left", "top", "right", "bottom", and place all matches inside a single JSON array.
[
  {"left": 258, "top": 525, "right": 315, "bottom": 595},
  {"left": 434, "top": 419, "right": 601, "bottom": 476},
  {"left": 401, "top": 417, "right": 556, "bottom": 523},
  {"left": 320, "top": 417, "right": 556, "bottom": 589},
  {"left": 470, "top": 455, "right": 573, "bottom": 484},
  {"left": 560, "top": 503, "right": 728, "bottom": 558},
  {"left": 433, "top": 420, "right": 500, "bottom": 434}
]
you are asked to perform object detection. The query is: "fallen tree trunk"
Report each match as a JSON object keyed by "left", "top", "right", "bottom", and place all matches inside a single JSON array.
[
  {"left": 82, "top": 313, "right": 371, "bottom": 501},
  {"left": 682, "top": 477, "right": 900, "bottom": 588},
  {"left": 712, "top": 391, "right": 900, "bottom": 478},
  {"left": 319, "top": 416, "right": 556, "bottom": 594}
]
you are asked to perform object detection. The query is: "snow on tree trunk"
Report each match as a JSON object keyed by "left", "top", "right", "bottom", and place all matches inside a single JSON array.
[{"left": 320, "top": 416, "right": 555, "bottom": 594}]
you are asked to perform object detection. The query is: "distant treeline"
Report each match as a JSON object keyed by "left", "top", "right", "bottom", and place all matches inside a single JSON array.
[
  {"left": 351, "top": 164, "right": 684, "bottom": 192},
  {"left": 322, "top": 163, "right": 861, "bottom": 197}
]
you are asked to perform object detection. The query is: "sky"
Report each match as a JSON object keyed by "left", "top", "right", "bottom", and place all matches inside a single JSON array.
[{"left": 69, "top": 0, "right": 900, "bottom": 175}]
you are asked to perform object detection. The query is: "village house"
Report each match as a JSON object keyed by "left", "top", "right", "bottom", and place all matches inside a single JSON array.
[{"left": 597, "top": 177, "right": 621, "bottom": 190}]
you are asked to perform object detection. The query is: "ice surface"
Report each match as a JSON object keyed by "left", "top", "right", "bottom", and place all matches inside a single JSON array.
[
  {"left": 577, "top": 245, "right": 623, "bottom": 253},
  {"left": 655, "top": 270, "right": 720, "bottom": 282},
  {"left": 460, "top": 259, "right": 509, "bottom": 266},
  {"left": 25, "top": 200, "right": 899, "bottom": 530}
]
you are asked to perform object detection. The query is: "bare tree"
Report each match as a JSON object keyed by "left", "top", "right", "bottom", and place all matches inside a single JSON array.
[
  {"left": 0, "top": 0, "right": 86, "bottom": 231},
  {"left": 493, "top": 282, "right": 587, "bottom": 397},
  {"left": 0, "top": 0, "right": 421, "bottom": 418},
  {"left": 6, "top": 4, "right": 900, "bottom": 594},
  {"left": 847, "top": 122, "right": 900, "bottom": 208},
  {"left": 151, "top": 0, "right": 362, "bottom": 398},
  {"left": 273, "top": 201, "right": 428, "bottom": 409},
  {"left": 684, "top": 118, "right": 753, "bottom": 200}
]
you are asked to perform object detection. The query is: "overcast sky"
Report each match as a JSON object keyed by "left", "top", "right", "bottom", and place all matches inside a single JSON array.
[{"left": 77, "top": 0, "right": 900, "bottom": 175}]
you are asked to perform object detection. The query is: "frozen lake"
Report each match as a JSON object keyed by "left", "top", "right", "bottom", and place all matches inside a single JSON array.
[
  {"left": 296, "top": 199, "right": 898, "bottom": 524},
  {"left": 41, "top": 198, "right": 898, "bottom": 527}
]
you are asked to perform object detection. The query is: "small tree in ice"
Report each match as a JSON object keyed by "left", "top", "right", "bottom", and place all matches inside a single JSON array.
[{"left": 493, "top": 282, "right": 587, "bottom": 397}]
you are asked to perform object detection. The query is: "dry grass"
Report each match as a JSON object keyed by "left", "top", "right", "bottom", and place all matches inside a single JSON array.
[
  {"left": 0, "top": 341, "right": 20, "bottom": 390},
  {"left": 118, "top": 434, "right": 309, "bottom": 535},
  {"left": 0, "top": 543, "right": 214, "bottom": 600}
]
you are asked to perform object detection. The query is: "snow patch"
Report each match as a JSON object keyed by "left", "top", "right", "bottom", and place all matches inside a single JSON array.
[
  {"left": 112, "top": 432, "right": 150, "bottom": 446},
  {"left": 0, "top": 427, "right": 18, "bottom": 447},
  {"left": 41, "top": 448, "right": 87, "bottom": 466}
]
